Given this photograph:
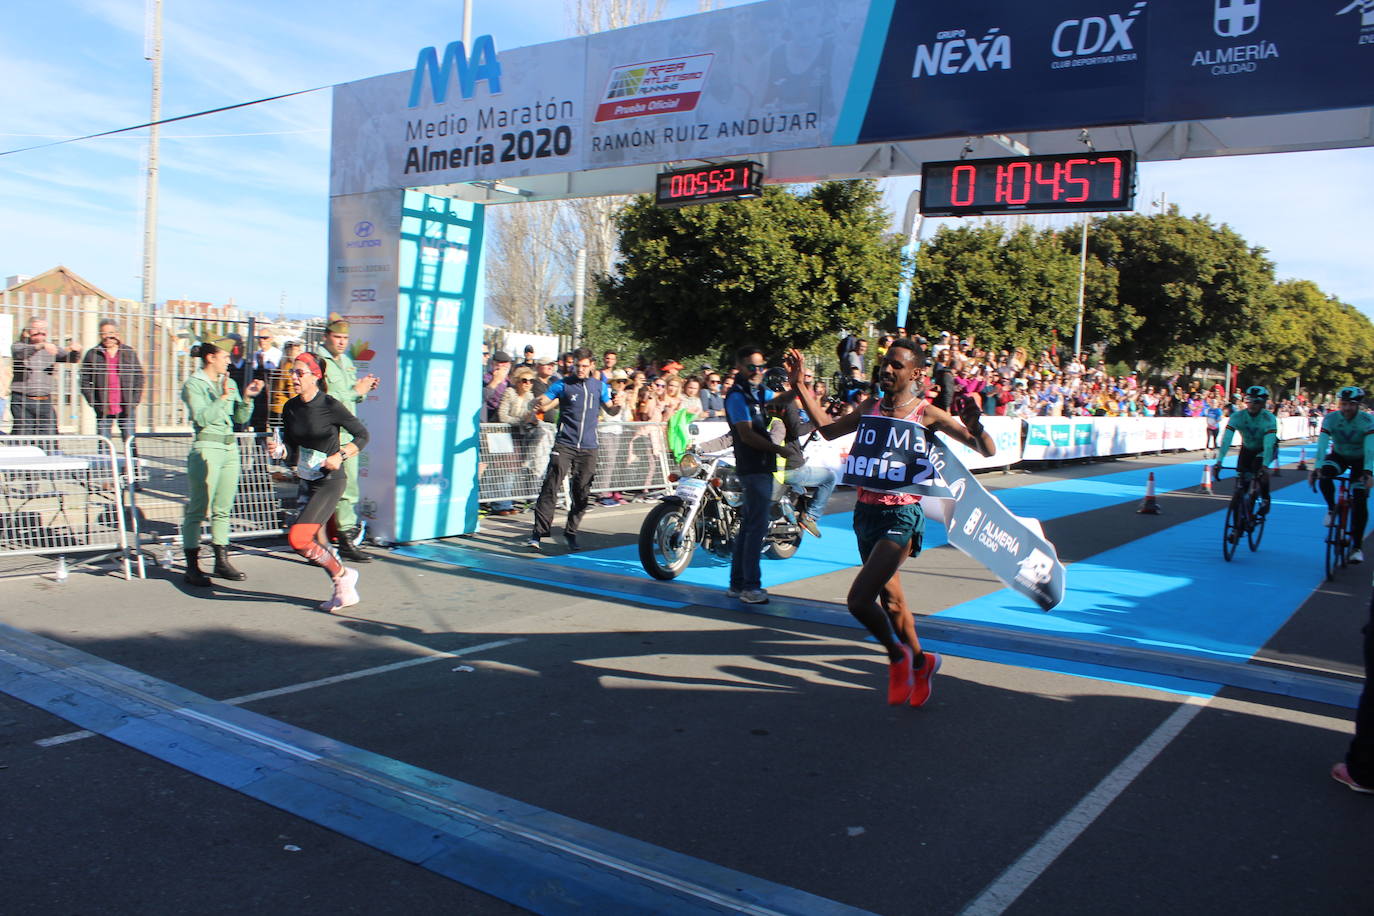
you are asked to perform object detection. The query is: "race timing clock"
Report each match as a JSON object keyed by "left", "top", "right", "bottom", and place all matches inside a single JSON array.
[
  {"left": 655, "top": 161, "right": 763, "bottom": 209},
  {"left": 919, "top": 151, "right": 1137, "bottom": 217}
]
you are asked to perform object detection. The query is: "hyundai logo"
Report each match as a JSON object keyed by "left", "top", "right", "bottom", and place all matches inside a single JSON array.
[{"left": 354, "top": 221, "right": 375, "bottom": 238}]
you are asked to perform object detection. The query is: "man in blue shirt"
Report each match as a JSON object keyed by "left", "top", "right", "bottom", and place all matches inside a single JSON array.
[
  {"left": 725, "top": 347, "right": 793, "bottom": 604},
  {"left": 525, "top": 347, "right": 617, "bottom": 551}
]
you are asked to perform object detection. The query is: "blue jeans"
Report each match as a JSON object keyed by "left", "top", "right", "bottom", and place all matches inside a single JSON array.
[
  {"left": 730, "top": 472, "right": 774, "bottom": 592},
  {"left": 97, "top": 409, "right": 136, "bottom": 441},
  {"left": 784, "top": 463, "right": 837, "bottom": 519}
]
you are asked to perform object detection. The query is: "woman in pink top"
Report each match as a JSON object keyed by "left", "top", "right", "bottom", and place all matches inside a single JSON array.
[{"left": 786, "top": 340, "right": 995, "bottom": 708}]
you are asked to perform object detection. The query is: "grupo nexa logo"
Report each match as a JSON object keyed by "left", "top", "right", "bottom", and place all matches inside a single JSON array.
[
  {"left": 911, "top": 27, "right": 1012, "bottom": 77},
  {"left": 1053, "top": 2, "right": 1147, "bottom": 57},
  {"left": 408, "top": 34, "right": 502, "bottom": 108},
  {"left": 1214, "top": 0, "right": 1260, "bottom": 37}
]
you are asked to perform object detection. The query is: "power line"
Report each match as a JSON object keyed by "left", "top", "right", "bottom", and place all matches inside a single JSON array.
[{"left": 0, "top": 84, "right": 332, "bottom": 158}]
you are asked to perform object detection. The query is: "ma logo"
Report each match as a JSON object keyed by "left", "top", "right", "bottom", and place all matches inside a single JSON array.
[
  {"left": 1214, "top": 0, "right": 1260, "bottom": 37},
  {"left": 408, "top": 34, "right": 503, "bottom": 108}
]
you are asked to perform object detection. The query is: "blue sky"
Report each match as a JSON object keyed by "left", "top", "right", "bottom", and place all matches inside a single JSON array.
[{"left": 4, "top": 0, "right": 1372, "bottom": 319}]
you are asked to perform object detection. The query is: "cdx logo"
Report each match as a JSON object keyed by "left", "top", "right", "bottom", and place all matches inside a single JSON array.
[{"left": 1052, "top": 2, "right": 1147, "bottom": 57}]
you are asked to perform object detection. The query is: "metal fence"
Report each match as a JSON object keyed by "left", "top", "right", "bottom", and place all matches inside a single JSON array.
[
  {"left": 125, "top": 432, "right": 298, "bottom": 577},
  {"left": 477, "top": 421, "right": 672, "bottom": 503},
  {"left": 0, "top": 292, "right": 324, "bottom": 435},
  {"left": 0, "top": 435, "right": 130, "bottom": 576}
]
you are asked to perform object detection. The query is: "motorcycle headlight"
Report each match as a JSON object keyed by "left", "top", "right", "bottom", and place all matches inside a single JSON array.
[{"left": 679, "top": 452, "right": 701, "bottom": 474}]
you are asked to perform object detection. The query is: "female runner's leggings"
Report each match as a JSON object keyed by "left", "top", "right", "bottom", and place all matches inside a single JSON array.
[{"left": 287, "top": 470, "right": 348, "bottom": 577}]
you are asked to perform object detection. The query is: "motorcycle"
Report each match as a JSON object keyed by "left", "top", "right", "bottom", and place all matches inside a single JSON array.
[{"left": 637, "top": 446, "right": 812, "bottom": 580}]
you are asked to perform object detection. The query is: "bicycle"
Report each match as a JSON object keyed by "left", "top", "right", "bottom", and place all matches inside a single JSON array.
[
  {"left": 1220, "top": 465, "right": 1266, "bottom": 561},
  {"left": 1318, "top": 471, "right": 1357, "bottom": 579}
]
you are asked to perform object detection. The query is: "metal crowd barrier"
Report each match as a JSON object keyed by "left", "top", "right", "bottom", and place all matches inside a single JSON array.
[
  {"left": 124, "top": 432, "right": 292, "bottom": 578},
  {"left": 0, "top": 434, "right": 130, "bottom": 578},
  {"left": 477, "top": 421, "right": 673, "bottom": 503}
]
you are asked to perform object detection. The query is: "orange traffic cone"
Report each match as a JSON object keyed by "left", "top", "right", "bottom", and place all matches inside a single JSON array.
[
  {"left": 1297, "top": 447, "right": 1308, "bottom": 472},
  {"left": 1138, "top": 471, "right": 1162, "bottom": 514},
  {"left": 1201, "top": 463, "right": 1213, "bottom": 494}
]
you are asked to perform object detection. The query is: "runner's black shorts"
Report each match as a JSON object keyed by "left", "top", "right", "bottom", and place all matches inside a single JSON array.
[{"left": 853, "top": 501, "right": 925, "bottom": 562}]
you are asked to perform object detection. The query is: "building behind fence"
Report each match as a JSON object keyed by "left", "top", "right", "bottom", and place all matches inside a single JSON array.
[{"left": 1, "top": 276, "right": 323, "bottom": 435}]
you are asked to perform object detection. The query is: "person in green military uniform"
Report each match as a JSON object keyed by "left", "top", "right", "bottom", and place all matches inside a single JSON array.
[
  {"left": 316, "top": 319, "right": 379, "bottom": 562},
  {"left": 180, "top": 337, "right": 265, "bottom": 587}
]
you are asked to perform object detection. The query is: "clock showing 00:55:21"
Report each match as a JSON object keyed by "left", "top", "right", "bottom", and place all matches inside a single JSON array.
[
  {"left": 654, "top": 161, "right": 764, "bottom": 209},
  {"left": 919, "top": 150, "right": 1137, "bottom": 217}
]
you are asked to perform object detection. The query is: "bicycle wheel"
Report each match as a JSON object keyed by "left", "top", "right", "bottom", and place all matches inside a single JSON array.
[
  {"left": 1247, "top": 493, "right": 1266, "bottom": 551},
  {"left": 1222, "top": 497, "right": 1240, "bottom": 561},
  {"left": 1339, "top": 503, "right": 1352, "bottom": 569}
]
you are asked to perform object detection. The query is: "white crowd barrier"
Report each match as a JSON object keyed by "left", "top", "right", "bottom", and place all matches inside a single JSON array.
[
  {"left": 477, "top": 421, "right": 672, "bottom": 503},
  {"left": 0, "top": 434, "right": 131, "bottom": 577}
]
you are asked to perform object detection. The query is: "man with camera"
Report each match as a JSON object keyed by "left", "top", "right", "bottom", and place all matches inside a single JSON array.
[
  {"left": 725, "top": 347, "right": 794, "bottom": 604},
  {"left": 12, "top": 317, "right": 82, "bottom": 436}
]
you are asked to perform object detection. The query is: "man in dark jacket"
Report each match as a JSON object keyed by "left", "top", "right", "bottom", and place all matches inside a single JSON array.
[{"left": 80, "top": 320, "right": 145, "bottom": 441}]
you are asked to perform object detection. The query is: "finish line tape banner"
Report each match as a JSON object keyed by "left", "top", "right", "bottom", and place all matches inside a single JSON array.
[{"left": 841, "top": 415, "right": 1065, "bottom": 611}]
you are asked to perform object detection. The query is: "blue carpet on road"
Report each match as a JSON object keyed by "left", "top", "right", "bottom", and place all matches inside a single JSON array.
[{"left": 532, "top": 445, "right": 1336, "bottom": 694}]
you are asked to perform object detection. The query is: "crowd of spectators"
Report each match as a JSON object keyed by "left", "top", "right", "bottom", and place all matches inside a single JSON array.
[
  {"left": 481, "top": 334, "right": 1331, "bottom": 436},
  {"left": 476, "top": 332, "right": 1336, "bottom": 509}
]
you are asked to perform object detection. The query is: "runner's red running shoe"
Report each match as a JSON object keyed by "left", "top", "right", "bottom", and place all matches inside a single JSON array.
[
  {"left": 910, "top": 652, "right": 943, "bottom": 708},
  {"left": 888, "top": 645, "right": 915, "bottom": 705}
]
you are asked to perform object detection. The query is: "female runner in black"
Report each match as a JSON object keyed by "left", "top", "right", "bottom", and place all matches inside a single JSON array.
[{"left": 268, "top": 352, "right": 370, "bottom": 611}]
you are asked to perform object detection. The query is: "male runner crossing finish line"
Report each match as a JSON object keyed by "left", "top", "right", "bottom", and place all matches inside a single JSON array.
[{"left": 785, "top": 339, "right": 995, "bottom": 707}]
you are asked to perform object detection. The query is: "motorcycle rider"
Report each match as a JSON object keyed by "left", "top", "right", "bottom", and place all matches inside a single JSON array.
[
  {"left": 764, "top": 390, "right": 837, "bottom": 538},
  {"left": 725, "top": 347, "right": 794, "bottom": 604}
]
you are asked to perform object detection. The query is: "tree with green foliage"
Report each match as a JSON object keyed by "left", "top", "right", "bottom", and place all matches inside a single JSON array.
[
  {"left": 1245, "top": 280, "right": 1374, "bottom": 396},
  {"left": 1085, "top": 209, "right": 1275, "bottom": 373},
  {"left": 906, "top": 224, "right": 1082, "bottom": 352},
  {"left": 596, "top": 180, "right": 904, "bottom": 357}
]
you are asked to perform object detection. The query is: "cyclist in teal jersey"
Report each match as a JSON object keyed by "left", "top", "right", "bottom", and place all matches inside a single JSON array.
[
  {"left": 1309, "top": 386, "right": 1374, "bottom": 564},
  {"left": 1214, "top": 385, "right": 1278, "bottom": 514}
]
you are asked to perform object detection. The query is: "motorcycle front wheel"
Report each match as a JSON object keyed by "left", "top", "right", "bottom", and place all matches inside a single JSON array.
[
  {"left": 765, "top": 532, "right": 802, "bottom": 559},
  {"left": 638, "top": 501, "right": 697, "bottom": 580}
]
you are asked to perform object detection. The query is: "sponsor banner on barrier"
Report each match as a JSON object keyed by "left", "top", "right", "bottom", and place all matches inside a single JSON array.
[
  {"left": 688, "top": 413, "right": 1022, "bottom": 472},
  {"left": 1024, "top": 416, "right": 1209, "bottom": 459}
]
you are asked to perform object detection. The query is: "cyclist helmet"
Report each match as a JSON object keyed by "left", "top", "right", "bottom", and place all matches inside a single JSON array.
[
  {"left": 1243, "top": 385, "right": 1269, "bottom": 402},
  {"left": 1337, "top": 386, "right": 1365, "bottom": 402}
]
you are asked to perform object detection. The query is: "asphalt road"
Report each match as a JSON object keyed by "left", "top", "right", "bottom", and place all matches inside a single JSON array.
[{"left": 3, "top": 447, "right": 1372, "bottom": 915}]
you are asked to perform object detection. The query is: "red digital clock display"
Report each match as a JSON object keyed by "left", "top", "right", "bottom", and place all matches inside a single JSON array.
[
  {"left": 920, "top": 151, "right": 1136, "bottom": 217},
  {"left": 655, "top": 161, "right": 763, "bottom": 208}
]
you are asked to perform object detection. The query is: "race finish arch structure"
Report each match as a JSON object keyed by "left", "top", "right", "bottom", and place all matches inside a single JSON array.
[{"left": 327, "top": 0, "right": 1374, "bottom": 544}]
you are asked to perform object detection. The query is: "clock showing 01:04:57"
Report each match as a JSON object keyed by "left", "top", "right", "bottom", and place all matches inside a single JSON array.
[{"left": 920, "top": 150, "right": 1137, "bottom": 217}]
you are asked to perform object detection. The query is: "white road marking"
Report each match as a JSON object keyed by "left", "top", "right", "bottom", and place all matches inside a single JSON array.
[
  {"left": 34, "top": 637, "right": 523, "bottom": 748},
  {"left": 960, "top": 696, "right": 1209, "bottom": 916}
]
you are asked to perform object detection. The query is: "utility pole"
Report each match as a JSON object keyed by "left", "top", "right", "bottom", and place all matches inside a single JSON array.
[
  {"left": 141, "top": 0, "right": 163, "bottom": 314},
  {"left": 572, "top": 248, "right": 586, "bottom": 344},
  {"left": 1073, "top": 216, "right": 1089, "bottom": 356}
]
